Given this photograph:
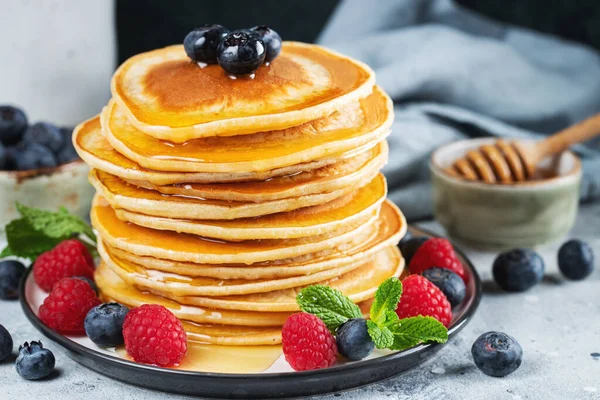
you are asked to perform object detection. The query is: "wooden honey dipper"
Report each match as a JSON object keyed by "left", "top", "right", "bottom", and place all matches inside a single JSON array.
[{"left": 446, "top": 113, "right": 600, "bottom": 183}]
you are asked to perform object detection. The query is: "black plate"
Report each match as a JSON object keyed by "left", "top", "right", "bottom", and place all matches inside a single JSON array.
[{"left": 20, "top": 226, "right": 481, "bottom": 399}]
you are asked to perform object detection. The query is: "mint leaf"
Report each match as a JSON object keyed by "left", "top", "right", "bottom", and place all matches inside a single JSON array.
[
  {"left": 388, "top": 316, "right": 448, "bottom": 351},
  {"left": 3, "top": 218, "right": 63, "bottom": 261},
  {"left": 370, "top": 277, "right": 402, "bottom": 325},
  {"left": 2, "top": 204, "right": 97, "bottom": 261},
  {"left": 383, "top": 309, "right": 400, "bottom": 326},
  {"left": 366, "top": 320, "right": 393, "bottom": 349},
  {"left": 297, "top": 285, "right": 362, "bottom": 332},
  {"left": 16, "top": 203, "right": 96, "bottom": 242},
  {"left": 0, "top": 246, "right": 15, "bottom": 258}
]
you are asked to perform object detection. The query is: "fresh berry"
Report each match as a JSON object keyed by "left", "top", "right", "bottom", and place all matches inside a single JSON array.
[
  {"left": 396, "top": 275, "right": 452, "bottom": 327},
  {"left": 56, "top": 127, "right": 79, "bottom": 164},
  {"left": 471, "top": 332, "right": 522, "bottom": 377},
  {"left": 0, "top": 106, "right": 27, "bottom": 146},
  {"left": 493, "top": 249, "right": 544, "bottom": 292},
  {"left": 558, "top": 239, "right": 594, "bottom": 281},
  {"left": 122, "top": 304, "right": 187, "bottom": 367},
  {"left": 336, "top": 318, "right": 374, "bottom": 361},
  {"left": 250, "top": 25, "right": 282, "bottom": 63},
  {"left": 0, "top": 259, "right": 26, "bottom": 300},
  {"left": 85, "top": 303, "right": 129, "bottom": 347},
  {"left": 0, "top": 324, "right": 12, "bottom": 362},
  {"left": 184, "top": 24, "right": 229, "bottom": 64},
  {"left": 409, "top": 238, "right": 467, "bottom": 283},
  {"left": 217, "top": 30, "right": 266, "bottom": 75},
  {"left": 282, "top": 313, "right": 337, "bottom": 371},
  {"left": 13, "top": 142, "right": 57, "bottom": 170},
  {"left": 74, "top": 276, "right": 98, "bottom": 294},
  {"left": 34, "top": 239, "right": 95, "bottom": 292},
  {"left": 3, "top": 146, "right": 18, "bottom": 170},
  {"left": 23, "top": 122, "right": 63, "bottom": 152},
  {"left": 15, "top": 341, "right": 55, "bottom": 380},
  {"left": 422, "top": 267, "right": 466, "bottom": 308},
  {"left": 0, "top": 143, "right": 6, "bottom": 169},
  {"left": 399, "top": 235, "right": 428, "bottom": 265},
  {"left": 68, "top": 239, "right": 95, "bottom": 268},
  {"left": 39, "top": 278, "right": 101, "bottom": 334}
]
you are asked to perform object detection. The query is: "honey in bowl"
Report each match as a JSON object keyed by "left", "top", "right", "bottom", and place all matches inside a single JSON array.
[
  {"left": 431, "top": 138, "right": 581, "bottom": 249},
  {"left": 443, "top": 139, "right": 578, "bottom": 185}
]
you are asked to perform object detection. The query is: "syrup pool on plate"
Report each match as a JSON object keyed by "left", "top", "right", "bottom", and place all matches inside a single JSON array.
[{"left": 115, "top": 342, "right": 283, "bottom": 374}]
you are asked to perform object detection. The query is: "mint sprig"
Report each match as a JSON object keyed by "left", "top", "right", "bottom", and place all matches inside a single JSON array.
[
  {"left": 1, "top": 203, "right": 97, "bottom": 261},
  {"left": 366, "top": 320, "right": 394, "bottom": 349},
  {"left": 297, "top": 285, "right": 362, "bottom": 332},
  {"left": 388, "top": 316, "right": 448, "bottom": 350},
  {"left": 296, "top": 277, "right": 448, "bottom": 351}
]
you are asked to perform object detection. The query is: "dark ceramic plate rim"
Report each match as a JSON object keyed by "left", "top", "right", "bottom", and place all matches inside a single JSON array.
[{"left": 19, "top": 226, "right": 481, "bottom": 382}]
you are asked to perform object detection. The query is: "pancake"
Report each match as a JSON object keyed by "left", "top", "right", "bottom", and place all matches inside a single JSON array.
[
  {"left": 90, "top": 170, "right": 383, "bottom": 220},
  {"left": 90, "top": 196, "right": 397, "bottom": 265},
  {"left": 112, "top": 42, "right": 376, "bottom": 142},
  {"left": 124, "top": 140, "right": 387, "bottom": 202},
  {"left": 106, "top": 201, "right": 405, "bottom": 279},
  {"left": 96, "top": 264, "right": 291, "bottom": 327},
  {"left": 78, "top": 38, "right": 407, "bottom": 348},
  {"left": 147, "top": 246, "right": 403, "bottom": 312},
  {"left": 95, "top": 245, "right": 401, "bottom": 318},
  {"left": 110, "top": 173, "right": 387, "bottom": 240},
  {"left": 103, "top": 86, "right": 392, "bottom": 173},
  {"left": 74, "top": 117, "right": 368, "bottom": 185},
  {"left": 181, "top": 323, "right": 283, "bottom": 346},
  {"left": 101, "top": 240, "right": 375, "bottom": 297}
]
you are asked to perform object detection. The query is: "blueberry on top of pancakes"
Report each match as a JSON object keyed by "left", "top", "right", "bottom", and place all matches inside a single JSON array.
[
  {"left": 184, "top": 24, "right": 229, "bottom": 64},
  {"left": 217, "top": 29, "right": 266, "bottom": 76},
  {"left": 250, "top": 25, "right": 282, "bottom": 63}
]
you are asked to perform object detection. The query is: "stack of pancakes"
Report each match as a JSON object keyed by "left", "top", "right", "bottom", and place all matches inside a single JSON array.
[{"left": 74, "top": 42, "right": 407, "bottom": 346}]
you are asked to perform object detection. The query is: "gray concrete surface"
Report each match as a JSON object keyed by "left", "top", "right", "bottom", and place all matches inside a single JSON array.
[{"left": 1, "top": 205, "right": 599, "bottom": 400}]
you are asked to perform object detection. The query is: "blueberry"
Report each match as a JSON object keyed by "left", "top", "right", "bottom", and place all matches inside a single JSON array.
[
  {"left": 23, "top": 122, "right": 63, "bottom": 152},
  {"left": 3, "top": 146, "right": 19, "bottom": 170},
  {"left": 16, "top": 341, "right": 55, "bottom": 380},
  {"left": 56, "top": 127, "right": 79, "bottom": 164},
  {"left": 399, "top": 236, "right": 428, "bottom": 265},
  {"left": 0, "top": 325, "right": 12, "bottom": 362},
  {"left": 336, "top": 318, "right": 374, "bottom": 361},
  {"left": 217, "top": 30, "right": 266, "bottom": 75},
  {"left": 0, "top": 260, "right": 26, "bottom": 300},
  {"left": 84, "top": 302, "right": 129, "bottom": 347},
  {"left": 558, "top": 239, "right": 594, "bottom": 281},
  {"left": 0, "top": 143, "right": 6, "bottom": 170},
  {"left": 14, "top": 142, "right": 57, "bottom": 170},
  {"left": 422, "top": 267, "right": 466, "bottom": 307},
  {"left": 0, "top": 106, "right": 27, "bottom": 146},
  {"left": 492, "top": 249, "right": 544, "bottom": 292},
  {"left": 184, "top": 24, "right": 229, "bottom": 64},
  {"left": 250, "top": 25, "right": 282, "bottom": 63},
  {"left": 471, "top": 332, "right": 522, "bottom": 377},
  {"left": 74, "top": 276, "right": 98, "bottom": 295}
]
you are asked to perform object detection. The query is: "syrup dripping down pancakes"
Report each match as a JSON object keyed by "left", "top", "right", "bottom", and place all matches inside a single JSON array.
[{"left": 74, "top": 42, "right": 406, "bottom": 346}]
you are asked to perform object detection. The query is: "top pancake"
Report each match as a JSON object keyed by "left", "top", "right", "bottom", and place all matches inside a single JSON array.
[{"left": 112, "top": 42, "right": 375, "bottom": 142}]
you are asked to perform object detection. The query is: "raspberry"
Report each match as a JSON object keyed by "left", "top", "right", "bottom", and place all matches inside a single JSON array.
[
  {"left": 34, "top": 239, "right": 95, "bottom": 292},
  {"left": 122, "top": 304, "right": 187, "bottom": 367},
  {"left": 282, "top": 313, "right": 337, "bottom": 371},
  {"left": 64, "top": 239, "right": 95, "bottom": 268},
  {"left": 39, "top": 278, "right": 101, "bottom": 334},
  {"left": 408, "top": 238, "right": 467, "bottom": 283},
  {"left": 396, "top": 275, "right": 452, "bottom": 327}
]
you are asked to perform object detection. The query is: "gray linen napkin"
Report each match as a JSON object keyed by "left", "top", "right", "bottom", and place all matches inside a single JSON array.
[{"left": 318, "top": 0, "right": 600, "bottom": 220}]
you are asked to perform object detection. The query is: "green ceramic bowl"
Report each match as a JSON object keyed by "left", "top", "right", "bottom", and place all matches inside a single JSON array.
[
  {"left": 0, "top": 159, "right": 95, "bottom": 237},
  {"left": 430, "top": 138, "right": 581, "bottom": 249}
]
